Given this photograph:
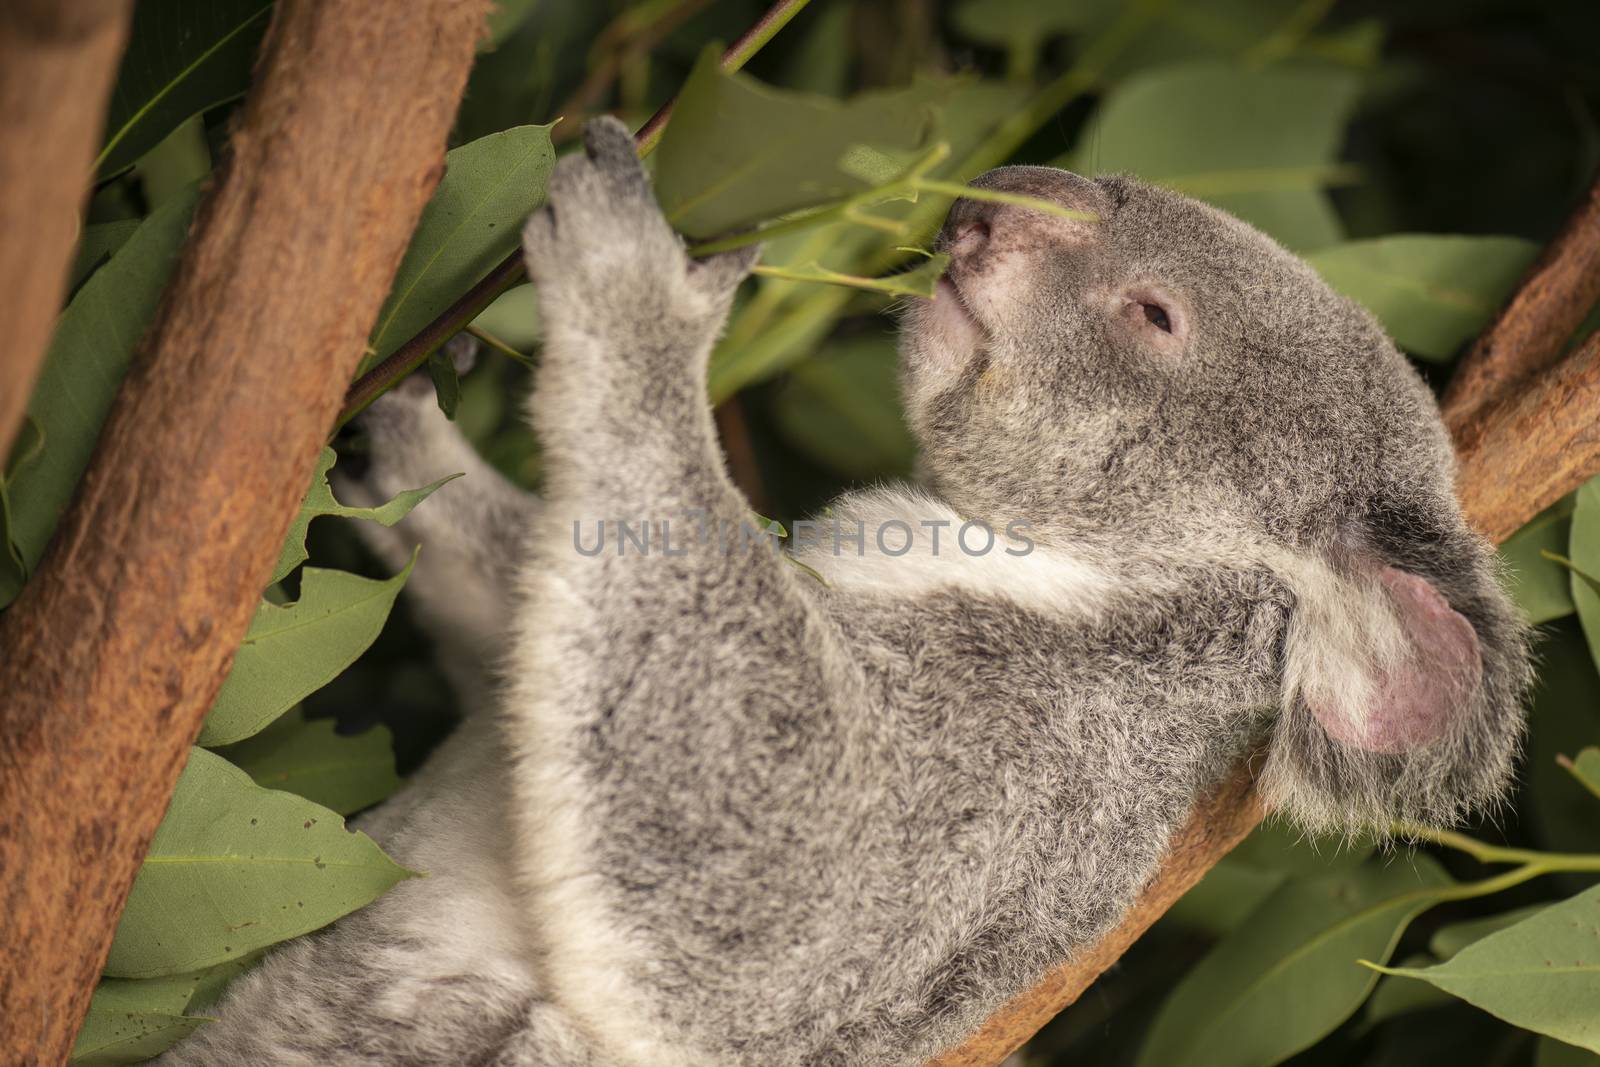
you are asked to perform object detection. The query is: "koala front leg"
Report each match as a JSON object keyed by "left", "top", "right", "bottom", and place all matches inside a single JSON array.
[
  {"left": 334, "top": 349, "right": 540, "bottom": 708},
  {"left": 508, "top": 118, "right": 865, "bottom": 1061}
]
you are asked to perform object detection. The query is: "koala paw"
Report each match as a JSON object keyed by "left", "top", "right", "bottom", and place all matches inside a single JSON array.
[{"left": 521, "top": 116, "right": 758, "bottom": 347}]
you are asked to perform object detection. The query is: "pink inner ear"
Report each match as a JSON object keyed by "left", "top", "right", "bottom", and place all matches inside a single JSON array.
[{"left": 1310, "top": 567, "right": 1482, "bottom": 754}]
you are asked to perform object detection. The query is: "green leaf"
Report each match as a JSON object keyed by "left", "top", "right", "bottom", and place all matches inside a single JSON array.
[
  {"left": 1569, "top": 479, "right": 1600, "bottom": 669},
  {"left": 949, "top": 0, "right": 1097, "bottom": 78},
  {"left": 97, "top": 0, "right": 273, "bottom": 177},
  {"left": 1430, "top": 905, "right": 1552, "bottom": 960},
  {"left": 1068, "top": 62, "right": 1361, "bottom": 251},
  {"left": 1361, "top": 954, "right": 1455, "bottom": 1028},
  {"left": 1164, "top": 857, "right": 1287, "bottom": 938},
  {"left": 1562, "top": 747, "right": 1600, "bottom": 802},
  {"left": 1540, "top": 1036, "right": 1600, "bottom": 1066},
  {"left": 0, "top": 188, "right": 200, "bottom": 610},
  {"left": 68, "top": 219, "right": 141, "bottom": 293},
  {"left": 773, "top": 335, "right": 916, "bottom": 480},
  {"left": 272, "top": 447, "right": 456, "bottom": 584},
  {"left": 217, "top": 711, "right": 402, "bottom": 816},
  {"left": 1136, "top": 855, "right": 1453, "bottom": 1067},
  {"left": 367, "top": 125, "right": 555, "bottom": 369},
  {"left": 428, "top": 349, "right": 462, "bottom": 420},
  {"left": 199, "top": 557, "right": 415, "bottom": 747},
  {"left": 1307, "top": 236, "right": 1539, "bottom": 361},
  {"left": 653, "top": 44, "right": 946, "bottom": 239},
  {"left": 1524, "top": 622, "right": 1600, "bottom": 855},
  {"left": 1499, "top": 498, "right": 1578, "bottom": 624},
  {"left": 1370, "top": 885, "right": 1600, "bottom": 1053},
  {"left": 107, "top": 748, "right": 411, "bottom": 977},
  {"left": 70, "top": 975, "right": 207, "bottom": 1065}
]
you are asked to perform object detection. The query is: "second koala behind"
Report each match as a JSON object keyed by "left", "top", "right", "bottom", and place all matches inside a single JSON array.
[{"left": 158, "top": 118, "right": 1529, "bottom": 1066}]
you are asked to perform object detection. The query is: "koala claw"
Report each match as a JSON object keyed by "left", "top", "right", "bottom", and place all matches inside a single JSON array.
[{"left": 522, "top": 117, "right": 755, "bottom": 346}]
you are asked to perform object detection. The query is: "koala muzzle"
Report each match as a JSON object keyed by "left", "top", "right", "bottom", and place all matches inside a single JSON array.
[{"left": 938, "top": 165, "right": 1107, "bottom": 270}]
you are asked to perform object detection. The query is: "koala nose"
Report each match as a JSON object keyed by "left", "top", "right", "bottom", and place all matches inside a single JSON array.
[{"left": 937, "top": 165, "right": 1105, "bottom": 263}]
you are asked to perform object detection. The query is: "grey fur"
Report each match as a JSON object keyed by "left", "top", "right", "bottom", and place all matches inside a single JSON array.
[{"left": 157, "top": 117, "right": 1529, "bottom": 1066}]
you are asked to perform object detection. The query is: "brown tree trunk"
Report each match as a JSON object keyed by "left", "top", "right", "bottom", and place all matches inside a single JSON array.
[
  {"left": 0, "top": 2, "right": 489, "bottom": 1062},
  {"left": 930, "top": 187, "right": 1600, "bottom": 1066},
  {"left": 0, "top": 0, "right": 136, "bottom": 462}
]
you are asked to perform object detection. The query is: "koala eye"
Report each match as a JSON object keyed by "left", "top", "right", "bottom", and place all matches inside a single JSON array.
[{"left": 1142, "top": 303, "right": 1172, "bottom": 332}]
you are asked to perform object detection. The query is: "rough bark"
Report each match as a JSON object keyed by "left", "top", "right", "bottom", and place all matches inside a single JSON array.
[
  {"left": 0, "top": 0, "right": 136, "bottom": 462},
  {"left": 1443, "top": 171, "right": 1600, "bottom": 440},
  {"left": 0, "top": 1, "right": 489, "bottom": 1062},
  {"left": 929, "top": 197, "right": 1600, "bottom": 1067}
]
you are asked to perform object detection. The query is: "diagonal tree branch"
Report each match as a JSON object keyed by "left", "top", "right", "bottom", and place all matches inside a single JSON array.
[
  {"left": 0, "top": 0, "right": 136, "bottom": 461},
  {"left": 928, "top": 170, "right": 1600, "bottom": 1067},
  {"left": 1442, "top": 170, "right": 1600, "bottom": 441},
  {"left": 0, "top": 2, "right": 489, "bottom": 1061}
]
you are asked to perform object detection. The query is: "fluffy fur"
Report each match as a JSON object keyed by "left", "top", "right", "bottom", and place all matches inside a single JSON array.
[{"left": 157, "top": 118, "right": 1529, "bottom": 1066}]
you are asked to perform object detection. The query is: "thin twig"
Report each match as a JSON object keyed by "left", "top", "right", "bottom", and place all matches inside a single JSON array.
[{"left": 337, "top": 0, "right": 814, "bottom": 427}]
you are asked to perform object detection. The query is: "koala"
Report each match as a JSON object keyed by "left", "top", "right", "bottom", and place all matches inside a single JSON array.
[{"left": 156, "top": 116, "right": 1529, "bottom": 1066}]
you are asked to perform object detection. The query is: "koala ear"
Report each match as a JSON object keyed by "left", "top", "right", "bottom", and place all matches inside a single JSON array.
[{"left": 1299, "top": 566, "right": 1482, "bottom": 754}]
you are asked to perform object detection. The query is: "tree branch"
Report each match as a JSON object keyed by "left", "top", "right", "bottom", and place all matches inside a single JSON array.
[
  {"left": 0, "top": 0, "right": 135, "bottom": 461},
  {"left": 927, "top": 173, "right": 1600, "bottom": 1067},
  {"left": 1442, "top": 170, "right": 1600, "bottom": 439},
  {"left": 0, "top": 2, "right": 489, "bottom": 1061}
]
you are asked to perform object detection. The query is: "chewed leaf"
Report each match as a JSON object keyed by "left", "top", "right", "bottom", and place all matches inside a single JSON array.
[
  {"left": 219, "top": 711, "right": 403, "bottom": 816},
  {"left": 200, "top": 557, "right": 415, "bottom": 747},
  {"left": 654, "top": 44, "right": 947, "bottom": 238},
  {"left": 272, "top": 447, "right": 456, "bottom": 584},
  {"left": 107, "top": 749, "right": 411, "bottom": 978},
  {"left": 752, "top": 253, "right": 950, "bottom": 297},
  {"left": 70, "top": 975, "right": 207, "bottom": 1065}
]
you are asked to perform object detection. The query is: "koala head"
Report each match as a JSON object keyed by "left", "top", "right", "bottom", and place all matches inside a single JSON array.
[{"left": 899, "top": 167, "right": 1530, "bottom": 834}]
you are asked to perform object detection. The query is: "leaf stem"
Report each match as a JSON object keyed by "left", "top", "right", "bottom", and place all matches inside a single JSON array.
[
  {"left": 336, "top": 0, "right": 812, "bottom": 427},
  {"left": 464, "top": 324, "right": 536, "bottom": 368},
  {"left": 1398, "top": 823, "right": 1600, "bottom": 873}
]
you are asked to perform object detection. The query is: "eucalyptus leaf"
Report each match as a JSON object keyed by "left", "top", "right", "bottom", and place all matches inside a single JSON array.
[
  {"left": 1361, "top": 955, "right": 1455, "bottom": 1028},
  {"left": 272, "top": 448, "right": 456, "bottom": 584},
  {"left": 69, "top": 975, "right": 206, "bottom": 1066},
  {"left": 218, "top": 712, "right": 402, "bottom": 816},
  {"left": 1524, "top": 622, "right": 1600, "bottom": 856},
  {"left": 754, "top": 254, "right": 949, "bottom": 297},
  {"left": 1135, "top": 855, "right": 1453, "bottom": 1067},
  {"left": 1069, "top": 62, "right": 1361, "bottom": 251},
  {"left": 98, "top": 0, "right": 272, "bottom": 177},
  {"left": 107, "top": 748, "right": 412, "bottom": 977},
  {"left": 68, "top": 220, "right": 141, "bottom": 293},
  {"left": 367, "top": 125, "right": 555, "bottom": 368},
  {"left": 773, "top": 335, "right": 916, "bottom": 480},
  {"left": 1563, "top": 747, "right": 1600, "bottom": 802},
  {"left": 1430, "top": 905, "right": 1552, "bottom": 960},
  {"left": 1540, "top": 1036, "right": 1600, "bottom": 1066},
  {"left": 1371, "top": 885, "right": 1600, "bottom": 1053},
  {"left": 0, "top": 188, "right": 200, "bottom": 610},
  {"left": 199, "top": 557, "right": 415, "bottom": 747},
  {"left": 653, "top": 44, "right": 946, "bottom": 239},
  {"left": 1307, "top": 236, "right": 1538, "bottom": 361},
  {"left": 1499, "top": 497, "right": 1578, "bottom": 624},
  {"left": 428, "top": 349, "right": 462, "bottom": 420}
]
